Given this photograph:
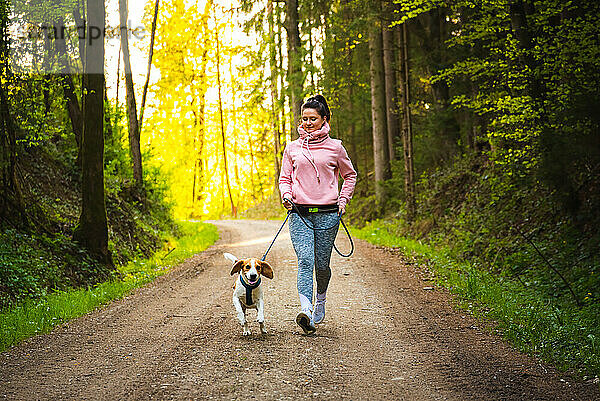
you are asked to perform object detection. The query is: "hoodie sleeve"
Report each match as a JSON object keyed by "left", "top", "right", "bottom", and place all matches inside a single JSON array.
[
  {"left": 337, "top": 143, "right": 357, "bottom": 209},
  {"left": 278, "top": 144, "right": 293, "bottom": 201}
]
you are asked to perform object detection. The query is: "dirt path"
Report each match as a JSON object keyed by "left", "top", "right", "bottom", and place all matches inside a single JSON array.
[{"left": 1, "top": 220, "right": 598, "bottom": 400}]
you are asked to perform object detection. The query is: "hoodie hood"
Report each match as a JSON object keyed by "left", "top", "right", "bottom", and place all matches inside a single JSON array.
[{"left": 296, "top": 121, "right": 331, "bottom": 183}]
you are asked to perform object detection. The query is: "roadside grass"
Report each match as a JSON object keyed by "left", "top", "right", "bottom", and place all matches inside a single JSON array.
[
  {"left": 0, "top": 221, "right": 218, "bottom": 353},
  {"left": 352, "top": 220, "right": 600, "bottom": 379}
]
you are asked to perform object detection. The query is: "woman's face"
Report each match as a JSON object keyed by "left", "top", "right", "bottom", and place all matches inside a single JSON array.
[{"left": 301, "top": 108, "right": 326, "bottom": 133}]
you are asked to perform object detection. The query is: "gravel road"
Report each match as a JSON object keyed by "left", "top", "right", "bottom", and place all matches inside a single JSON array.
[{"left": 1, "top": 219, "right": 598, "bottom": 400}]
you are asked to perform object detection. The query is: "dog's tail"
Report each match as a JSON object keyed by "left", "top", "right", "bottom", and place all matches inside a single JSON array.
[{"left": 223, "top": 252, "right": 238, "bottom": 263}]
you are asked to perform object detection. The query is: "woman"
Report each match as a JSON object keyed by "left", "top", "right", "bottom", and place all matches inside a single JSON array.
[{"left": 279, "top": 95, "right": 357, "bottom": 334}]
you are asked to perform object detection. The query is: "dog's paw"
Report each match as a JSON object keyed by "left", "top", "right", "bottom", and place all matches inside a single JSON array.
[
  {"left": 259, "top": 324, "right": 268, "bottom": 335},
  {"left": 243, "top": 328, "right": 252, "bottom": 336}
]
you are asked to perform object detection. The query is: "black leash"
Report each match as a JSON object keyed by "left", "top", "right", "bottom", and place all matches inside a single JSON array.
[
  {"left": 261, "top": 199, "right": 354, "bottom": 261},
  {"left": 261, "top": 212, "right": 291, "bottom": 261}
]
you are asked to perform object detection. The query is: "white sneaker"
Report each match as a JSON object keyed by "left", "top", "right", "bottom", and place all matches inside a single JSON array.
[
  {"left": 296, "top": 309, "right": 316, "bottom": 334},
  {"left": 313, "top": 300, "right": 326, "bottom": 324}
]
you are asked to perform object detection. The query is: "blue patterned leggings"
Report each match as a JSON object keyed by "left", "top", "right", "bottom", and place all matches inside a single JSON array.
[{"left": 289, "top": 211, "right": 340, "bottom": 311}]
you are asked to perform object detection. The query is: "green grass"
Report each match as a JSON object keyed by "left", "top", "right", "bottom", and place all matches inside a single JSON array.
[
  {"left": 352, "top": 220, "right": 600, "bottom": 379},
  {"left": 0, "top": 220, "right": 218, "bottom": 353}
]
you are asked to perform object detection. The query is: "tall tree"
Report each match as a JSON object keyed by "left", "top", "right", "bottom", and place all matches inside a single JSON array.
[
  {"left": 191, "top": 0, "right": 212, "bottom": 213},
  {"left": 277, "top": 3, "right": 287, "bottom": 144},
  {"left": 228, "top": 15, "right": 241, "bottom": 208},
  {"left": 368, "top": 1, "right": 391, "bottom": 203},
  {"left": 149, "top": 0, "right": 216, "bottom": 217},
  {"left": 55, "top": 16, "right": 83, "bottom": 156},
  {"left": 73, "top": 5, "right": 85, "bottom": 70},
  {"left": 284, "top": 0, "right": 303, "bottom": 135},
  {"left": 0, "top": 0, "right": 26, "bottom": 225},
  {"left": 214, "top": 9, "right": 236, "bottom": 217},
  {"left": 139, "top": 0, "right": 160, "bottom": 132},
  {"left": 191, "top": 96, "right": 204, "bottom": 210},
  {"left": 119, "top": 0, "right": 143, "bottom": 189},
  {"left": 73, "top": 0, "right": 112, "bottom": 266},
  {"left": 508, "top": 0, "right": 542, "bottom": 100},
  {"left": 397, "top": 22, "right": 415, "bottom": 220},
  {"left": 382, "top": 3, "right": 399, "bottom": 162},
  {"left": 268, "top": 0, "right": 282, "bottom": 193}
]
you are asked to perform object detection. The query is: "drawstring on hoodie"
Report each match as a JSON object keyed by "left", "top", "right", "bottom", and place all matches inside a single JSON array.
[
  {"left": 302, "top": 135, "right": 320, "bottom": 183},
  {"left": 297, "top": 121, "right": 330, "bottom": 184}
]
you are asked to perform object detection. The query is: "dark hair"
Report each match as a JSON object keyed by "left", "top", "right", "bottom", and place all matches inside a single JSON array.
[{"left": 302, "top": 95, "right": 331, "bottom": 121}]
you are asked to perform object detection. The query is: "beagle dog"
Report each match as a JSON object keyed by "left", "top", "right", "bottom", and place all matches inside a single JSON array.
[{"left": 224, "top": 252, "right": 274, "bottom": 336}]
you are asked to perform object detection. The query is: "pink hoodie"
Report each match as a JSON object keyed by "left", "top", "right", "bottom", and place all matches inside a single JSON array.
[{"left": 279, "top": 122, "right": 357, "bottom": 209}]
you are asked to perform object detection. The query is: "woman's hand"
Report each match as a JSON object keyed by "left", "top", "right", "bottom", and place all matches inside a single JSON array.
[
  {"left": 338, "top": 204, "right": 346, "bottom": 216},
  {"left": 282, "top": 199, "right": 292, "bottom": 210}
]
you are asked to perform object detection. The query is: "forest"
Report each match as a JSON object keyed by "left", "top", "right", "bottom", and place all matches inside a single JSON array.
[{"left": 1, "top": 0, "right": 600, "bottom": 377}]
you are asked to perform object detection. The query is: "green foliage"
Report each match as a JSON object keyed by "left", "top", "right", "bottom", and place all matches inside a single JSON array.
[
  {"left": 399, "top": 153, "right": 600, "bottom": 306},
  {"left": 0, "top": 229, "right": 113, "bottom": 309},
  {"left": 105, "top": 144, "right": 179, "bottom": 265},
  {"left": 0, "top": 99, "right": 180, "bottom": 309},
  {"left": 341, "top": 3, "right": 600, "bottom": 352},
  {"left": 2, "top": 0, "right": 599, "bottom": 379},
  {"left": 316, "top": 0, "right": 373, "bottom": 195},
  {"left": 344, "top": 194, "right": 383, "bottom": 227},
  {"left": 353, "top": 221, "right": 600, "bottom": 376},
  {"left": 0, "top": 221, "right": 218, "bottom": 352},
  {"left": 428, "top": 0, "right": 600, "bottom": 218}
]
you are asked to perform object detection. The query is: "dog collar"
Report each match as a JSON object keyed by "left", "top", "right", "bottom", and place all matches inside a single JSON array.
[{"left": 239, "top": 274, "right": 261, "bottom": 305}]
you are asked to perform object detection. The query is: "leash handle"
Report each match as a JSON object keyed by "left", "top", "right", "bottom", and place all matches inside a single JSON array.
[{"left": 334, "top": 218, "right": 354, "bottom": 258}]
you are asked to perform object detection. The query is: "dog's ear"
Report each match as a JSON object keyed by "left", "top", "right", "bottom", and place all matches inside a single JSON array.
[
  {"left": 259, "top": 260, "right": 274, "bottom": 279},
  {"left": 230, "top": 260, "right": 244, "bottom": 276}
]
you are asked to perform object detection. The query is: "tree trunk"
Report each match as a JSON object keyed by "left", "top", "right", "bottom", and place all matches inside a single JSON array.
[
  {"left": 191, "top": 159, "right": 197, "bottom": 209},
  {"left": 116, "top": 42, "right": 121, "bottom": 117},
  {"left": 214, "top": 11, "right": 236, "bottom": 217},
  {"left": 104, "top": 85, "right": 114, "bottom": 137},
  {"left": 268, "top": 0, "right": 282, "bottom": 194},
  {"left": 0, "top": 27, "right": 26, "bottom": 226},
  {"left": 382, "top": 13, "right": 399, "bottom": 162},
  {"left": 54, "top": 17, "right": 83, "bottom": 152},
  {"left": 73, "top": 0, "right": 112, "bottom": 266},
  {"left": 361, "top": 113, "right": 370, "bottom": 194},
  {"left": 405, "top": 9, "right": 460, "bottom": 158},
  {"left": 119, "top": 0, "right": 143, "bottom": 189},
  {"left": 345, "top": 30, "right": 357, "bottom": 165},
  {"left": 248, "top": 129, "right": 257, "bottom": 202},
  {"left": 245, "top": 116, "right": 259, "bottom": 202},
  {"left": 396, "top": 23, "right": 415, "bottom": 220},
  {"left": 427, "top": 8, "right": 450, "bottom": 104},
  {"left": 228, "top": 39, "right": 240, "bottom": 208},
  {"left": 277, "top": 3, "right": 287, "bottom": 145},
  {"left": 73, "top": 6, "right": 85, "bottom": 70},
  {"left": 62, "top": 74, "right": 83, "bottom": 148},
  {"left": 368, "top": 8, "right": 390, "bottom": 203},
  {"left": 191, "top": 0, "right": 211, "bottom": 213},
  {"left": 42, "top": 32, "right": 51, "bottom": 116},
  {"left": 191, "top": 111, "right": 201, "bottom": 211},
  {"left": 284, "top": 0, "right": 303, "bottom": 135},
  {"left": 308, "top": 17, "right": 316, "bottom": 92},
  {"left": 509, "top": 0, "right": 542, "bottom": 99},
  {"left": 191, "top": 103, "right": 205, "bottom": 212},
  {"left": 139, "top": 0, "right": 159, "bottom": 132}
]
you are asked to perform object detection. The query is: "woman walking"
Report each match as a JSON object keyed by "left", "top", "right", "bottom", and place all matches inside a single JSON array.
[{"left": 279, "top": 95, "right": 357, "bottom": 334}]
